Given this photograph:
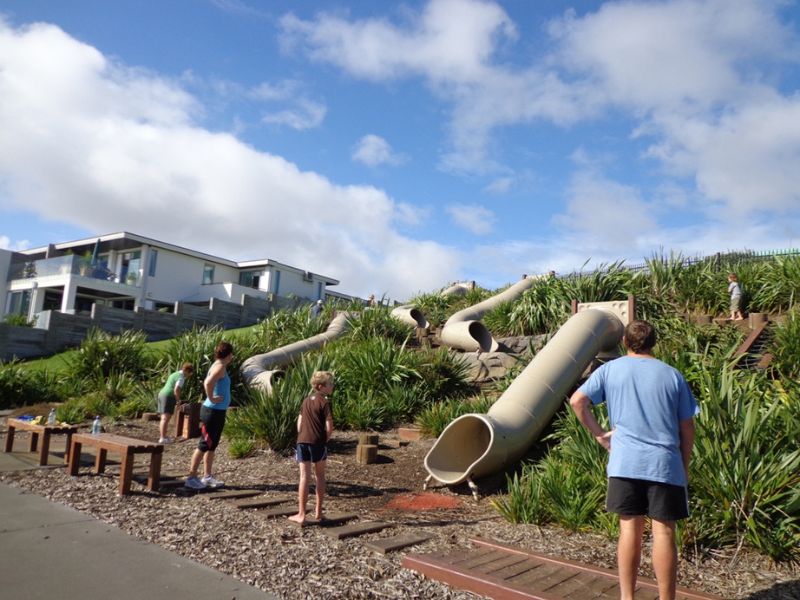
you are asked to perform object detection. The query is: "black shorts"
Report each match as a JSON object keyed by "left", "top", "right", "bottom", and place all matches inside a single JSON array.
[
  {"left": 198, "top": 406, "right": 226, "bottom": 452},
  {"left": 295, "top": 443, "right": 327, "bottom": 463},
  {"left": 606, "top": 477, "right": 689, "bottom": 522}
]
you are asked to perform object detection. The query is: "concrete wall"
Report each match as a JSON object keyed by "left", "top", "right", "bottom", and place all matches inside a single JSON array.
[
  {"left": 0, "top": 293, "right": 279, "bottom": 362},
  {"left": 0, "top": 249, "right": 11, "bottom": 315}
]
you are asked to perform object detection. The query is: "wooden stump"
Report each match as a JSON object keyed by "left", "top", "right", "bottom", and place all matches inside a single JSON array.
[
  {"left": 356, "top": 444, "right": 378, "bottom": 464},
  {"left": 358, "top": 433, "right": 379, "bottom": 445}
]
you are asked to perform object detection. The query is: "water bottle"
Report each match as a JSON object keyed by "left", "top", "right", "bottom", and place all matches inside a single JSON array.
[
  {"left": 92, "top": 416, "right": 102, "bottom": 435},
  {"left": 47, "top": 408, "right": 56, "bottom": 426}
]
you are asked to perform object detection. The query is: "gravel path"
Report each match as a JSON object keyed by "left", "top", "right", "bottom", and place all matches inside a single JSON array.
[{"left": 2, "top": 419, "right": 797, "bottom": 599}]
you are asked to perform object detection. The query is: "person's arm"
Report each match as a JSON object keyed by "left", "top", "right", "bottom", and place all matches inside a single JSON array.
[
  {"left": 569, "top": 390, "right": 613, "bottom": 451},
  {"left": 173, "top": 382, "right": 182, "bottom": 404},
  {"left": 296, "top": 414, "right": 302, "bottom": 433},
  {"left": 679, "top": 417, "right": 695, "bottom": 480},
  {"left": 204, "top": 363, "right": 224, "bottom": 404},
  {"left": 325, "top": 415, "right": 334, "bottom": 443}
]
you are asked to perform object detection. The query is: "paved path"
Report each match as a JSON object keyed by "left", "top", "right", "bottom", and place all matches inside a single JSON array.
[{"left": 0, "top": 482, "right": 276, "bottom": 600}]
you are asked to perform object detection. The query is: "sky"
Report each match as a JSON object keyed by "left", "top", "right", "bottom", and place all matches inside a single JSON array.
[{"left": 1, "top": 0, "right": 800, "bottom": 300}]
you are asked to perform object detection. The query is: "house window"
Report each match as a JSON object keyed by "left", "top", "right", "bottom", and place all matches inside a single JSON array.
[
  {"left": 7, "top": 290, "right": 32, "bottom": 316},
  {"left": 273, "top": 270, "right": 281, "bottom": 294},
  {"left": 148, "top": 249, "right": 158, "bottom": 277},
  {"left": 317, "top": 282, "right": 323, "bottom": 299},
  {"left": 202, "top": 263, "right": 215, "bottom": 285},
  {"left": 239, "top": 271, "right": 260, "bottom": 289}
]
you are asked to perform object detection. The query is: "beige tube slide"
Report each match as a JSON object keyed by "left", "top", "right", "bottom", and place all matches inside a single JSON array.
[
  {"left": 424, "top": 308, "right": 624, "bottom": 488},
  {"left": 440, "top": 277, "right": 535, "bottom": 352},
  {"left": 390, "top": 281, "right": 473, "bottom": 329},
  {"left": 241, "top": 312, "right": 351, "bottom": 391}
]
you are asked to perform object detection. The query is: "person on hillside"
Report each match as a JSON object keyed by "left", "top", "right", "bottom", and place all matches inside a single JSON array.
[
  {"left": 185, "top": 341, "right": 234, "bottom": 490},
  {"left": 311, "top": 299, "right": 323, "bottom": 317},
  {"left": 157, "top": 362, "right": 193, "bottom": 444},
  {"left": 569, "top": 320, "right": 697, "bottom": 600},
  {"left": 288, "top": 371, "right": 335, "bottom": 524},
  {"left": 366, "top": 294, "right": 376, "bottom": 307},
  {"left": 728, "top": 273, "right": 744, "bottom": 321}
]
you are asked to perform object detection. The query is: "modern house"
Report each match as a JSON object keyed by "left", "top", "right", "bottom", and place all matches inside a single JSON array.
[{"left": 1, "top": 231, "right": 341, "bottom": 322}]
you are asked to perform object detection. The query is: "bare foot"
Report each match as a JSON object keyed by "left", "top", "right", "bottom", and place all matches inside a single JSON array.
[
  {"left": 288, "top": 514, "right": 306, "bottom": 524},
  {"left": 315, "top": 513, "right": 325, "bottom": 521}
]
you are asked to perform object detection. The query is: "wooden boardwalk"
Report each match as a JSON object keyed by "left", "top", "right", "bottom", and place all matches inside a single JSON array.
[{"left": 403, "top": 537, "right": 722, "bottom": 600}]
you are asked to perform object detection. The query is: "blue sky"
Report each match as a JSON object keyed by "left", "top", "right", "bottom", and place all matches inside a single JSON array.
[{"left": 1, "top": 0, "right": 800, "bottom": 299}]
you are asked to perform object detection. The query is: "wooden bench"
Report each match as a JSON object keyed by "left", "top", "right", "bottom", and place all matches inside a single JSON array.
[
  {"left": 68, "top": 432, "right": 163, "bottom": 496},
  {"left": 4, "top": 418, "right": 79, "bottom": 466}
]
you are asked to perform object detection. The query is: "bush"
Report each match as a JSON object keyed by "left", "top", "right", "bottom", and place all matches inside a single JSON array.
[
  {"left": 55, "top": 398, "right": 87, "bottom": 425},
  {"left": 228, "top": 437, "right": 256, "bottom": 459},
  {"left": 0, "top": 361, "right": 61, "bottom": 409},
  {"left": 3, "top": 313, "right": 33, "bottom": 327},
  {"left": 416, "top": 395, "right": 494, "bottom": 437},
  {"left": 770, "top": 308, "right": 800, "bottom": 380},
  {"left": 68, "top": 328, "right": 152, "bottom": 381}
]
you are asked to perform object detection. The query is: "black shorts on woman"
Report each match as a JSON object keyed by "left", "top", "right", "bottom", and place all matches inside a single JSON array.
[{"left": 198, "top": 405, "right": 226, "bottom": 452}]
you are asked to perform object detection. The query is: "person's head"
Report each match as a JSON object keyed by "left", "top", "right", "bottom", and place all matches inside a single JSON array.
[
  {"left": 316, "top": 299, "right": 323, "bottom": 305},
  {"left": 623, "top": 320, "right": 657, "bottom": 354},
  {"left": 214, "top": 341, "right": 234, "bottom": 362},
  {"left": 311, "top": 370, "right": 334, "bottom": 394},
  {"left": 181, "top": 362, "right": 194, "bottom": 376},
  {"left": 728, "top": 273, "right": 738, "bottom": 282}
]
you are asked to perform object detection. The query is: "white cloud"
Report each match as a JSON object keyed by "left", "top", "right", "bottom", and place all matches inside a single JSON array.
[
  {"left": 483, "top": 176, "right": 513, "bottom": 194},
  {"left": 0, "top": 19, "right": 457, "bottom": 299},
  {"left": 261, "top": 98, "right": 327, "bottom": 130},
  {"left": 446, "top": 203, "right": 496, "bottom": 235},
  {"left": 281, "top": 0, "right": 800, "bottom": 222},
  {"left": 352, "top": 134, "right": 405, "bottom": 167},
  {"left": 0, "top": 235, "right": 29, "bottom": 251},
  {"left": 552, "top": 172, "right": 657, "bottom": 251}
]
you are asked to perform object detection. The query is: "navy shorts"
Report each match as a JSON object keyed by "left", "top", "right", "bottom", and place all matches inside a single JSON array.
[
  {"left": 606, "top": 477, "right": 689, "bottom": 522},
  {"left": 157, "top": 393, "right": 176, "bottom": 415},
  {"left": 198, "top": 406, "right": 226, "bottom": 452},
  {"left": 295, "top": 443, "right": 327, "bottom": 463}
]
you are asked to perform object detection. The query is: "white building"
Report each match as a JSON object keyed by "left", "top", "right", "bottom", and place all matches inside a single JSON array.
[{"left": 1, "top": 232, "right": 340, "bottom": 321}]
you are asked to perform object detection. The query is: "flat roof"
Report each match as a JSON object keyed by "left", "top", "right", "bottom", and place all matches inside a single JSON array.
[{"left": 20, "top": 231, "right": 340, "bottom": 285}]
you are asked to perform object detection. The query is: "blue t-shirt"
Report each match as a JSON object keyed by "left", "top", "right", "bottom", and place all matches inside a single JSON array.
[
  {"left": 578, "top": 355, "right": 697, "bottom": 486},
  {"left": 202, "top": 368, "right": 231, "bottom": 411}
]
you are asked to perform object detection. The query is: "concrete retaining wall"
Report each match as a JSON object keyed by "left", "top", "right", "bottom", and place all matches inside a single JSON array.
[{"left": 1, "top": 294, "right": 278, "bottom": 361}]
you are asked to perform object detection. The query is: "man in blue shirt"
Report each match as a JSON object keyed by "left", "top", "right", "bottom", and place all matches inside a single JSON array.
[{"left": 570, "top": 320, "right": 697, "bottom": 600}]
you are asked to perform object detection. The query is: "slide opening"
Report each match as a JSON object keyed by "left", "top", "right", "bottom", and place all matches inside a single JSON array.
[
  {"left": 409, "top": 308, "right": 429, "bottom": 329},
  {"left": 467, "top": 321, "right": 494, "bottom": 353},
  {"left": 424, "top": 414, "right": 493, "bottom": 485}
]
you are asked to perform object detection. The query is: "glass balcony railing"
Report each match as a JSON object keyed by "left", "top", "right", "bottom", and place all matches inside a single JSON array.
[{"left": 7, "top": 255, "right": 136, "bottom": 285}]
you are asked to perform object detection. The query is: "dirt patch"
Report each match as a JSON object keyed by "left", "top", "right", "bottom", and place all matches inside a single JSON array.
[{"left": 384, "top": 492, "right": 462, "bottom": 511}]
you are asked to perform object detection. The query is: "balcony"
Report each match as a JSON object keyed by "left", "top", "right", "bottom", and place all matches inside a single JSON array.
[{"left": 7, "top": 255, "right": 136, "bottom": 286}]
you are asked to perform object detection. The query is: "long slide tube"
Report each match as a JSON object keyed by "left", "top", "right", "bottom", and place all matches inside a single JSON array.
[
  {"left": 424, "top": 308, "right": 623, "bottom": 486},
  {"left": 241, "top": 312, "right": 351, "bottom": 391},
  {"left": 390, "top": 281, "right": 473, "bottom": 329},
  {"left": 440, "top": 277, "right": 534, "bottom": 352}
]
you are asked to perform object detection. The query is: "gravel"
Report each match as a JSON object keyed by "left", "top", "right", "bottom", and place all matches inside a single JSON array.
[{"left": 2, "top": 419, "right": 798, "bottom": 599}]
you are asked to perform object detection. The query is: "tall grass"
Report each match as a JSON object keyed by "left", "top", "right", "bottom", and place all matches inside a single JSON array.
[
  {"left": 68, "top": 328, "right": 152, "bottom": 381},
  {"left": 0, "top": 361, "right": 61, "bottom": 409}
]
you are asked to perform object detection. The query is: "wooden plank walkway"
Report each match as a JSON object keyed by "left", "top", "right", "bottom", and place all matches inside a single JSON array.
[{"left": 402, "top": 537, "right": 723, "bottom": 600}]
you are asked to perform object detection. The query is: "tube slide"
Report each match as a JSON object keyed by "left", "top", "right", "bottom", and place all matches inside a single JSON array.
[
  {"left": 440, "top": 277, "right": 535, "bottom": 353},
  {"left": 424, "top": 308, "right": 623, "bottom": 486},
  {"left": 241, "top": 312, "right": 351, "bottom": 391},
  {"left": 390, "top": 281, "right": 473, "bottom": 329}
]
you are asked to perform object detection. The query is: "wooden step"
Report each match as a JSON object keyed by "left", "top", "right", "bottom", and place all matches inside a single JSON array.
[
  {"left": 366, "top": 533, "right": 432, "bottom": 554},
  {"left": 261, "top": 506, "right": 305, "bottom": 519},
  {"left": 323, "top": 521, "right": 391, "bottom": 540},
  {"left": 204, "top": 489, "right": 263, "bottom": 500},
  {"left": 230, "top": 496, "right": 290, "bottom": 509},
  {"left": 403, "top": 537, "right": 723, "bottom": 600},
  {"left": 290, "top": 512, "right": 358, "bottom": 528}
]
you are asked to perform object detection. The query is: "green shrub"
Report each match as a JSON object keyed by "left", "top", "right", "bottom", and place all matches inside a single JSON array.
[
  {"left": 415, "top": 395, "right": 494, "bottom": 437},
  {"left": 3, "top": 313, "right": 33, "bottom": 327},
  {"left": 0, "top": 361, "right": 61, "bottom": 409},
  {"left": 55, "top": 398, "right": 87, "bottom": 425},
  {"left": 411, "top": 348, "right": 475, "bottom": 402},
  {"left": 68, "top": 328, "right": 152, "bottom": 381},
  {"left": 345, "top": 304, "right": 411, "bottom": 344},
  {"left": 770, "top": 308, "right": 800, "bottom": 379},
  {"left": 228, "top": 437, "right": 256, "bottom": 459}
]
